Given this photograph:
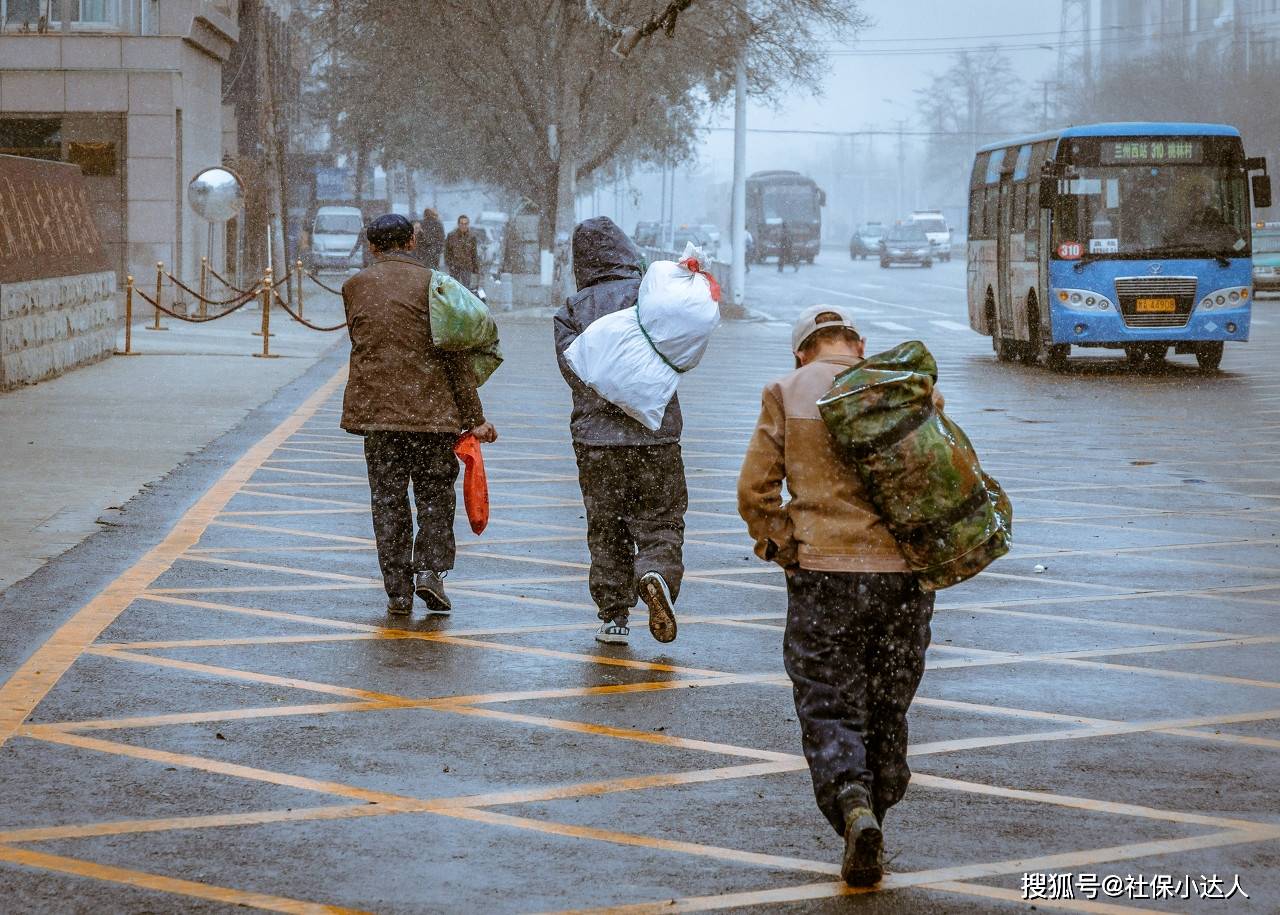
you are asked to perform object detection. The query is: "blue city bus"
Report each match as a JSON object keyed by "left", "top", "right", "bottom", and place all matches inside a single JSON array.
[{"left": 966, "top": 122, "right": 1271, "bottom": 371}]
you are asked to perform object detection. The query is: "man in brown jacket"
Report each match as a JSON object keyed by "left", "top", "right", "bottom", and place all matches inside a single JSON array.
[
  {"left": 737, "top": 304, "right": 936, "bottom": 888},
  {"left": 444, "top": 214, "right": 481, "bottom": 291},
  {"left": 341, "top": 214, "right": 497, "bottom": 615}
]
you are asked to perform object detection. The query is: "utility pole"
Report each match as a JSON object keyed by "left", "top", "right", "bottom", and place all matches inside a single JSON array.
[
  {"left": 893, "top": 120, "right": 906, "bottom": 218},
  {"left": 730, "top": 54, "right": 747, "bottom": 314}
]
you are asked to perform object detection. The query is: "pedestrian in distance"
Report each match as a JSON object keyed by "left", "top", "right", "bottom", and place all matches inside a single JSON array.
[
  {"left": 554, "top": 216, "right": 686, "bottom": 647},
  {"left": 777, "top": 221, "right": 798, "bottom": 273},
  {"left": 414, "top": 207, "right": 445, "bottom": 270},
  {"left": 340, "top": 214, "right": 498, "bottom": 616},
  {"left": 737, "top": 305, "right": 940, "bottom": 888},
  {"left": 445, "top": 214, "right": 482, "bottom": 291}
]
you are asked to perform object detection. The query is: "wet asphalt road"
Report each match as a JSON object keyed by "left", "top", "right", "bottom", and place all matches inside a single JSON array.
[{"left": 0, "top": 251, "right": 1277, "bottom": 913}]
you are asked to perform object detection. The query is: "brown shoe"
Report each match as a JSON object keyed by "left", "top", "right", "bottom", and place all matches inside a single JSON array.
[
  {"left": 638, "top": 571, "right": 677, "bottom": 643},
  {"left": 840, "top": 789, "right": 884, "bottom": 887}
]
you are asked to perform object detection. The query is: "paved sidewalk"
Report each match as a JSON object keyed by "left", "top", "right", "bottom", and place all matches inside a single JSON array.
[{"left": 0, "top": 277, "right": 348, "bottom": 593}]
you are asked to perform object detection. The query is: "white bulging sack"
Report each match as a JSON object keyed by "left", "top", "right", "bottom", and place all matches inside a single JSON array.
[
  {"left": 563, "top": 306, "right": 677, "bottom": 431},
  {"left": 563, "top": 244, "right": 721, "bottom": 432},
  {"left": 636, "top": 243, "right": 722, "bottom": 372}
]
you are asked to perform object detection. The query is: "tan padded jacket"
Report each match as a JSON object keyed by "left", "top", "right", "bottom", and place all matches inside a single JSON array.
[{"left": 737, "top": 354, "right": 910, "bottom": 574}]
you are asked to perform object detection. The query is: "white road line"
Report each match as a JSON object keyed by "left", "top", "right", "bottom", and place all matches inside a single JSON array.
[
  {"left": 920, "top": 282, "right": 967, "bottom": 292},
  {"left": 931, "top": 320, "right": 972, "bottom": 332},
  {"left": 870, "top": 321, "right": 914, "bottom": 333},
  {"left": 806, "top": 285, "right": 948, "bottom": 317}
]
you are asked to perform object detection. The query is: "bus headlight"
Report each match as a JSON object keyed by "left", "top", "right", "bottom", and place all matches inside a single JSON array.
[
  {"left": 1200, "top": 288, "right": 1250, "bottom": 310},
  {"left": 1054, "top": 288, "right": 1111, "bottom": 311}
]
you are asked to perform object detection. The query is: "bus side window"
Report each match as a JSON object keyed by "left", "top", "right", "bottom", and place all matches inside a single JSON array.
[
  {"left": 1012, "top": 182, "right": 1027, "bottom": 238},
  {"left": 1025, "top": 182, "right": 1039, "bottom": 260},
  {"left": 984, "top": 187, "right": 997, "bottom": 236},
  {"left": 969, "top": 188, "right": 984, "bottom": 238}
]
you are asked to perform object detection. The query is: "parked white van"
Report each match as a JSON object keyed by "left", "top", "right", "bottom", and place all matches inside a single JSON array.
[{"left": 307, "top": 206, "right": 364, "bottom": 271}]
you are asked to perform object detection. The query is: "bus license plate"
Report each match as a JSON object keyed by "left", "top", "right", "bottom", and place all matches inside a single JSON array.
[{"left": 1135, "top": 297, "right": 1177, "bottom": 313}]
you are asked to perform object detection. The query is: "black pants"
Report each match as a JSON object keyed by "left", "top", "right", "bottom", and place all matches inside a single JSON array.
[
  {"left": 784, "top": 570, "right": 934, "bottom": 835},
  {"left": 573, "top": 443, "right": 688, "bottom": 625},
  {"left": 363, "top": 431, "right": 460, "bottom": 600}
]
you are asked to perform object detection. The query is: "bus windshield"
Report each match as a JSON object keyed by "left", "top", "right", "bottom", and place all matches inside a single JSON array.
[
  {"left": 762, "top": 185, "right": 818, "bottom": 223},
  {"left": 1052, "top": 164, "right": 1250, "bottom": 259}
]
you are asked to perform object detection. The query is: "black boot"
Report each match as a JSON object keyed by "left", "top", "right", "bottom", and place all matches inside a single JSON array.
[{"left": 837, "top": 783, "right": 883, "bottom": 887}]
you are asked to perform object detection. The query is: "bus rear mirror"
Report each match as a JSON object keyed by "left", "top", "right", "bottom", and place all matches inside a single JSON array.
[
  {"left": 817, "top": 189, "right": 827, "bottom": 207},
  {"left": 1253, "top": 175, "right": 1272, "bottom": 210}
]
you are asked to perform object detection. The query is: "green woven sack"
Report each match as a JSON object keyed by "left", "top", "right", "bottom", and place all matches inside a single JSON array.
[
  {"left": 816, "top": 340, "right": 1011, "bottom": 591},
  {"left": 428, "top": 270, "right": 503, "bottom": 385}
]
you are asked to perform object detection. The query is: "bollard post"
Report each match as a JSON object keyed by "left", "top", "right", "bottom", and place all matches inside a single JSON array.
[
  {"left": 115, "top": 276, "right": 140, "bottom": 356},
  {"left": 252, "top": 267, "right": 275, "bottom": 337},
  {"left": 296, "top": 259, "right": 304, "bottom": 319},
  {"left": 253, "top": 270, "right": 279, "bottom": 358},
  {"left": 147, "top": 262, "right": 168, "bottom": 331},
  {"left": 198, "top": 256, "right": 209, "bottom": 319}
]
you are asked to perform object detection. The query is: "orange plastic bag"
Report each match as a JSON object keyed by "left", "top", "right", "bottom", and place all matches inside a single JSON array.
[{"left": 454, "top": 433, "right": 489, "bottom": 535}]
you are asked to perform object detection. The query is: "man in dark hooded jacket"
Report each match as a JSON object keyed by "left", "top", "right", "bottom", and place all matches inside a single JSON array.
[{"left": 553, "top": 217, "right": 687, "bottom": 647}]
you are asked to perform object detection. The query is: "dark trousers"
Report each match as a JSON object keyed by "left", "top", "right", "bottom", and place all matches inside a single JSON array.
[
  {"left": 573, "top": 443, "right": 688, "bottom": 624},
  {"left": 363, "top": 431, "right": 460, "bottom": 600},
  {"left": 784, "top": 570, "right": 934, "bottom": 835}
]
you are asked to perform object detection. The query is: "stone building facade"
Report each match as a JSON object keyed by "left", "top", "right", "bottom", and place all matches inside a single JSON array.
[{"left": 0, "top": 1, "right": 239, "bottom": 286}]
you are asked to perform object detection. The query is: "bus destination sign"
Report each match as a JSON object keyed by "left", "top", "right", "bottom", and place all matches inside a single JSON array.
[{"left": 1100, "top": 140, "right": 1203, "bottom": 165}]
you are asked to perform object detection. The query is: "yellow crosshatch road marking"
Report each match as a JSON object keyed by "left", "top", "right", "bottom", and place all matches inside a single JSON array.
[{"left": 2, "top": 342, "right": 1279, "bottom": 914}]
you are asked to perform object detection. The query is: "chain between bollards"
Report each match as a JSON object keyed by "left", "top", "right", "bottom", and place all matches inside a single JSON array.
[
  {"left": 115, "top": 275, "right": 140, "bottom": 356},
  {"left": 147, "top": 262, "right": 168, "bottom": 331},
  {"left": 253, "top": 270, "right": 279, "bottom": 358}
]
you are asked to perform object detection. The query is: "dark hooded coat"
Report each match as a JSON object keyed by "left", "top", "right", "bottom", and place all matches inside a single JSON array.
[{"left": 553, "top": 217, "right": 682, "bottom": 446}]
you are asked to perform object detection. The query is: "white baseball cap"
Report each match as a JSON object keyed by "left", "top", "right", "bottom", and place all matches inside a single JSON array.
[{"left": 792, "top": 303, "right": 861, "bottom": 354}]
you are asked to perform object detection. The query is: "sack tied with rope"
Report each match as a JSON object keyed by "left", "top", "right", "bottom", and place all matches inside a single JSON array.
[
  {"left": 562, "top": 243, "right": 721, "bottom": 431},
  {"left": 816, "top": 340, "right": 1012, "bottom": 591},
  {"left": 428, "top": 270, "right": 503, "bottom": 385}
]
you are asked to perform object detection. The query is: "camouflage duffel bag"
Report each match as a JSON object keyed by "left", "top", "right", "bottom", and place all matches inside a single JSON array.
[{"left": 816, "top": 340, "right": 1011, "bottom": 591}]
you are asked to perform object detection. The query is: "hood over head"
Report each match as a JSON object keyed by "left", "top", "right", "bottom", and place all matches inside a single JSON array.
[{"left": 573, "top": 217, "right": 643, "bottom": 290}]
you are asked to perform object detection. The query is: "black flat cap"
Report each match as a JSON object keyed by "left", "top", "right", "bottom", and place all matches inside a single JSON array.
[{"left": 365, "top": 213, "right": 414, "bottom": 249}]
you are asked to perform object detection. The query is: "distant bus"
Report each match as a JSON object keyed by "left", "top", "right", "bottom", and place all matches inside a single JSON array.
[
  {"left": 967, "top": 122, "right": 1270, "bottom": 371},
  {"left": 745, "top": 171, "right": 826, "bottom": 265}
]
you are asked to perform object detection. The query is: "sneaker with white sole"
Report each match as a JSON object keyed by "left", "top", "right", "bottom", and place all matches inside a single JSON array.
[
  {"left": 638, "top": 571, "right": 677, "bottom": 643},
  {"left": 594, "top": 619, "right": 630, "bottom": 645}
]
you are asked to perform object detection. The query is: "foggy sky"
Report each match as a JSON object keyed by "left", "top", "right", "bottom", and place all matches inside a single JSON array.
[{"left": 698, "top": 0, "right": 1067, "bottom": 179}]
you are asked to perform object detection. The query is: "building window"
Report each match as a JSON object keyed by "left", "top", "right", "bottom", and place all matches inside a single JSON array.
[
  {"left": 0, "top": 118, "right": 62, "bottom": 161},
  {"left": 0, "top": 0, "right": 124, "bottom": 31}
]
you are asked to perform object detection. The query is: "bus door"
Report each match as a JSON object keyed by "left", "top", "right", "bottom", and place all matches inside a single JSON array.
[{"left": 996, "top": 174, "right": 1016, "bottom": 337}]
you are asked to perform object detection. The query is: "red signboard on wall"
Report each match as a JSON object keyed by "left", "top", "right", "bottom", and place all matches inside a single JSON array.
[{"left": 0, "top": 154, "right": 108, "bottom": 284}]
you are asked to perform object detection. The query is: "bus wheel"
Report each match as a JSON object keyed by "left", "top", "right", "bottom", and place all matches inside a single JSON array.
[
  {"left": 994, "top": 338, "right": 1018, "bottom": 362},
  {"left": 1196, "top": 341, "right": 1224, "bottom": 372},
  {"left": 1045, "top": 344, "right": 1070, "bottom": 371}
]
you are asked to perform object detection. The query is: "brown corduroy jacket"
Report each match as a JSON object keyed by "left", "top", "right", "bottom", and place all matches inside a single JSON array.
[
  {"left": 737, "top": 353, "right": 913, "bottom": 574},
  {"left": 340, "top": 252, "right": 485, "bottom": 435}
]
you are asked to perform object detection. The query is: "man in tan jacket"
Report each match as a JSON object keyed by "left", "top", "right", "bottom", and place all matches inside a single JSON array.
[
  {"left": 737, "top": 304, "right": 936, "bottom": 888},
  {"left": 342, "top": 214, "right": 497, "bottom": 616}
]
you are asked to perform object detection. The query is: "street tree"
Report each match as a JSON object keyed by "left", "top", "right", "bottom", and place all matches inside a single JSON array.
[
  {"left": 327, "top": 0, "right": 865, "bottom": 251},
  {"left": 915, "top": 47, "right": 1033, "bottom": 203}
]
